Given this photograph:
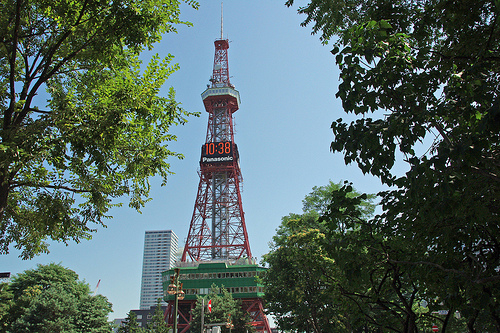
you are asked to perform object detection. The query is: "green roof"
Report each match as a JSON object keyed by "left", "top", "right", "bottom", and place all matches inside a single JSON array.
[{"left": 162, "top": 262, "right": 266, "bottom": 301}]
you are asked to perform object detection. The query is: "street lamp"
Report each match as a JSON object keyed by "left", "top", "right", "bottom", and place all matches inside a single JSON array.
[
  {"left": 226, "top": 314, "right": 234, "bottom": 333},
  {"left": 167, "top": 268, "right": 184, "bottom": 333}
]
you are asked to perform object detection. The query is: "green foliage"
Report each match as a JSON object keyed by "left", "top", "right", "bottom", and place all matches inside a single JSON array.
[
  {"left": 322, "top": 185, "right": 427, "bottom": 332},
  {"left": 264, "top": 181, "right": 476, "bottom": 332},
  {"left": 286, "top": 0, "right": 500, "bottom": 331},
  {"left": 0, "top": 0, "right": 199, "bottom": 259},
  {"left": 190, "top": 284, "right": 254, "bottom": 333},
  {"left": 0, "top": 283, "right": 13, "bottom": 331},
  {"left": 118, "top": 311, "right": 145, "bottom": 333},
  {"left": 263, "top": 182, "right": 378, "bottom": 333},
  {"left": 263, "top": 216, "right": 347, "bottom": 332},
  {"left": 302, "top": 180, "right": 376, "bottom": 217},
  {"left": 2, "top": 263, "right": 113, "bottom": 332},
  {"left": 145, "top": 299, "right": 168, "bottom": 333}
]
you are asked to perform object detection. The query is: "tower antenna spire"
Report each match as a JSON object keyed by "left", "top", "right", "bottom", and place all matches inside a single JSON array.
[
  {"left": 167, "top": 19, "right": 271, "bottom": 333},
  {"left": 220, "top": 2, "right": 223, "bottom": 40}
]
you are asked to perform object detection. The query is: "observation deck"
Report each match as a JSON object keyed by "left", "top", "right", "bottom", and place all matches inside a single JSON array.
[{"left": 201, "top": 87, "right": 240, "bottom": 113}]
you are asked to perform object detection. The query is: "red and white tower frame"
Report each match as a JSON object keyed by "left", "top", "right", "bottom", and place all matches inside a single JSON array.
[
  {"left": 181, "top": 38, "right": 252, "bottom": 262},
  {"left": 167, "top": 36, "right": 270, "bottom": 333}
]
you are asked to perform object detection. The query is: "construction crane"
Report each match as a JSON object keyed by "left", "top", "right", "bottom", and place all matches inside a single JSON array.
[{"left": 93, "top": 279, "right": 101, "bottom": 296}]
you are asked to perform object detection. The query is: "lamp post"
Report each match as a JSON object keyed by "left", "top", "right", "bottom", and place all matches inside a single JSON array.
[
  {"left": 167, "top": 268, "right": 185, "bottom": 333},
  {"left": 226, "top": 314, "right": 234, "bottom": 333}
]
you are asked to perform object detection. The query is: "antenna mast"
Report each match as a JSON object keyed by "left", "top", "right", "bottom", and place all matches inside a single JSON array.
[
  {"left": 221, "top": 2, "right": 223, "bottom": 39},
  {"left": 182, "top": 2, "right": 250, "bottom": 261},
  {"left": 166, "top": 10, "right": 271, "bottom": 333}
]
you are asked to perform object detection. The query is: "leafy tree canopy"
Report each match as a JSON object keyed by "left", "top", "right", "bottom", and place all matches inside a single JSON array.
[
  {"left": 190, "top": 284, "right": 255, "bottom": 333},
  {"left": 264, "top": 182, "right": 475, "bottom": 332},
  {"left": 263, "top": 182, "right": 377, "bottom": 333},
  {"left": 0, "top": 282, "right": 13, "bottom": 329},
  {"left": 302, "top": 180, "right": 376, "bottom": 217},
  {"left": 118, "top": 311, "right": 145, "bottom": 333},
  {"left": 145, "top": 299, "right": 168, "bottom": 333},
  {"left": 0, "top": 0, "right": 199, "bottom": 259},
  {"left": 2, "top": 263, "right": 113, "bottom": 333},
  {"left": 286, "top": 0, "right": 499, "bottom": 331}
]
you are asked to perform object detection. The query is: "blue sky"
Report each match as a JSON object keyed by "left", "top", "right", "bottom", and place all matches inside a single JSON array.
[{"left": 1, "top": 1, "right": 387, "bottom": 320}]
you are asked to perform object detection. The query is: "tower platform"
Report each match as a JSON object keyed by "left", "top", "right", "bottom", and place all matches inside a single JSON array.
[
  {"left": 163, "top": 261, "right": 270, "bottom": 333},
  {"left": 163, "top": 260, "right": 265, "bottom": 301}
]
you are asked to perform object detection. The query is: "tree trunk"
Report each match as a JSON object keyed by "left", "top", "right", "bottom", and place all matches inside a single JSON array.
[
  {"left": 441, "top": 307, "right": 452, "bottom": 332},
  {"left": 0, "top": 172, "right": 9, "bottom": 222},
  {"left": 467, "top": 310, "right": 478, "bottom": 333},
  {"left": 405, "top": 312, "right": 418, "bottom": 333}
]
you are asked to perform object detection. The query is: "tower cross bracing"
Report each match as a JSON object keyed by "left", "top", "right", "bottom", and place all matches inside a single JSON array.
[{"left": 166, "top": 27, "right": 270, "bottom": 333}]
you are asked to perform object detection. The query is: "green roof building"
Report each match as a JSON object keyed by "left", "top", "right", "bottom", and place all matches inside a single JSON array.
[{"left": 162, "top": 260, "right": 265, "bottom": 301}]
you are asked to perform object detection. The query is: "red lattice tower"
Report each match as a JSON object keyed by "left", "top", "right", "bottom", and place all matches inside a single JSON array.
[
  {"left": 167, "top": 37, "right": 270, "bottom": 333},
  {"left": 181, "top": 38, "right": 251, "bottom": 262}
]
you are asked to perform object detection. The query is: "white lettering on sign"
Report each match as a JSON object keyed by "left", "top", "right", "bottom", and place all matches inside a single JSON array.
[{"left": 202, "top": 156, "right": 234, "bottom": 163}]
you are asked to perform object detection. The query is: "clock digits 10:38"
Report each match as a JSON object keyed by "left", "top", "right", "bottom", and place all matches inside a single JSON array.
[{"left": 201, "top": 141, "right": 235, "bottom": 163}]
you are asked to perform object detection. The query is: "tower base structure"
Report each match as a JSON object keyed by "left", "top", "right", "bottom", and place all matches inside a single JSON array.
[
  {"left": 164, "top": 300, "right": 194, "bottom": 333},
  {"left": 163, "top": 261, "right": 271, "bottom": 333}
]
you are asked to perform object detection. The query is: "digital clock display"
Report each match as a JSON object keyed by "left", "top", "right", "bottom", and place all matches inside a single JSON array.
[{"left": 201, "top": 141, "right": 234, "bottom": 163}]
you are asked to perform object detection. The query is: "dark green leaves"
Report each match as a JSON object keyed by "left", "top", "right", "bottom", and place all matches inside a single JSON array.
[
  {"left": 119, "top": 312, "right": 145, "bottom": 333},
  {"left": 288, "top": 0, "right": 500, "bottom": 330}
]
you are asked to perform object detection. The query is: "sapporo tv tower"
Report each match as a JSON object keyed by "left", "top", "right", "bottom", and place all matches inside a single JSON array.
[{"left": 162, "top": 13, "right": 271, "bottom": 333}]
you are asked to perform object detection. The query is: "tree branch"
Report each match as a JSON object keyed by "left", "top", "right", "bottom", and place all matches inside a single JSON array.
[
  {"left": 27, "top": 108, "right": 51, "bottom": 114},
  {"left": 5, "top": 0, "right": 23, "bottom": 131},
  {"left": 470, "top": 165, "right": 499, "bottom": 183},
  {"left": 387, "top": 259, "right": 466, "bottom": 276},
  {"left": 11, "top": 182, "right": 90, "bottom": 194},
  {"left": 13, "top": 0, "right": 93, "bottom": 128}
]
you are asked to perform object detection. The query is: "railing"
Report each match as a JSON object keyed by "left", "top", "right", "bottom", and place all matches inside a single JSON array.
[{"left": 201, "top": 87, "right": 241, "bottom": 106}]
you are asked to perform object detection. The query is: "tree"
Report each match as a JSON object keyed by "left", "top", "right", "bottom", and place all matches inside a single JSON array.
[
  {"left": 145, "top": 299, "right": 168, "bottom": 333},
  {"left": 286, "top": 1, "right": 499, "bottom": 331},
  {"left": 0, "top": 283, "right": 13, "bottom": 331},
  {"left": 3, "top": 263, "right": 113, "bottom": 332},
  {"left": 190, "top": 284, "right": 255, "bottom": 333},
  {"left": 320, "top": 185, "right": 430, "bottom": 333},
  {"left": 302, "top": 180, "right": 375, "bottom": 217},
  {"left": 263, "top": 182, "right": 470, "bottom": 332},
  {"left": 0, "top": 0, "right": 200, "bottom": 259},
  {"left": 263, "top": 182, "right": 378, "bottom": 333},
  {"left": 263, "top": 212, "right": 348, "bottom": 333},
  {"left": 118, "top": 311, "right": 145, "bottom": 333}
]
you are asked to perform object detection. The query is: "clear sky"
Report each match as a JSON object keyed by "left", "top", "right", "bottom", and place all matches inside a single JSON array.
[{"left": 1, "top": 1, "right": 386, "bottom": 320}]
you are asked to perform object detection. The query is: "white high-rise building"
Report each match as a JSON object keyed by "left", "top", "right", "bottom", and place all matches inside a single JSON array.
[{"left": 139, "top": 230, "right": 178, "bottom": 309}]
